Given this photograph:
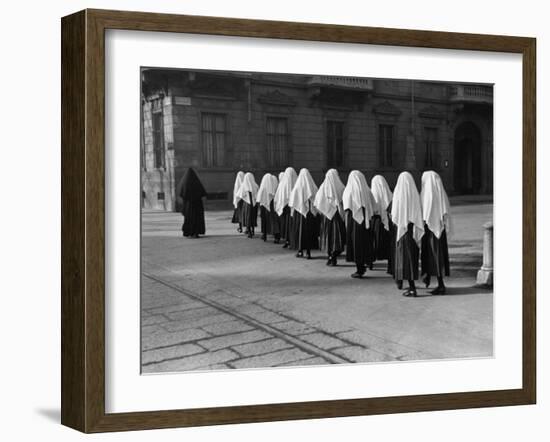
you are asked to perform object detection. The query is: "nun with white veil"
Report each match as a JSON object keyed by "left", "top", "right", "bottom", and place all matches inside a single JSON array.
[
  {"left": 314, "top": 169, "right": 346, "bottom": 266},
  {"left": 371, "top": 175, "right": 393, "bottom": 265},
  {"left": 274, "top": 167, "right": 298, "bottom": 248},
  {"left": 231, "top": 171, "right": 245, "bottom": 232},
  {"left": 391, "top": 171, "right": 425, "bottom": 297},
  {"left": 257, "top": 174, "right": 281, "bottom": 243},
  {"left": 288, "top": 168, "right": 319, "bottom": 259},
  {"left": 420, "top": 170, "right": 451, "bottom": 294},
  {"left": 235, "top": 172, "right": 259, "bottom": 238},
  {"left": 343, "top": 170, "right": 377, "bottom": 278}
]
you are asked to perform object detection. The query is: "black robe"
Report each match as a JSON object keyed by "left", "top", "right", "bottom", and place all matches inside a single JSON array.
[
  {"left": 231, "top": 200, "right": 244, "bottom": 224},
  {"left": 241, "top": 192, "right": 258, "bottom": 229},
  {"left": 421, "top": 224, "right": 450, "bottom": 278},
  {"left": 177, "top": 168, "right": 207, "bottom": 236},
  {"left": 279, "top": 205, "right": 293, "bottom": 241},
  {"left": 387, "top": 203, "right": 396, "bottom": 275},
  {"left": 372, "top": 214, "right": 392, "bottom": 260},
  {"left": 345, "top": 209, "right": 374, "bottom": 271},
  {"left": 290, "top": 202, "right": 319, "bottom": 251},
  {"left": 260, "top": 201, "right": 281, "bottom": 237},
  {"left": 320, "top": 211, "right": 346, "bottom": 256},
  {"left": 393, "top": 222, "right": 420, "bottom": 282}
]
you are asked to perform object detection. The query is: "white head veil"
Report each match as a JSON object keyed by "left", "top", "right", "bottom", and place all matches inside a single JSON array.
[
  {"left": 391, "top": 171, "right": 424, "bottom": 245},
  {"left": 236, "top": 172, "right": 259, "bottom": 205},
  {"left": 421, "top": 171, "right": 452, "bottom": 238},
  {"left": 274, "top": 167, "right": 298, "bottom": 215},
  {"left": 288, "top": 168, "right": 318, "bottom": 217},
  {"left": 278, "top": 172, "right": 285, "bottom": 182},
  {"left": 343, "top": 170, "right": 377, "bottom": 224},
  {"left": 371, "top": 175, "right": 393, "bottom": 230},
  {"left": 256, "top": 173, "right": 278, "bottom": 210},
  {"left": 232, "top": 171, "right": 245, "bottom": 208},
  {"left": 313, "top": 169, "right": 345, "bottom": 220}
]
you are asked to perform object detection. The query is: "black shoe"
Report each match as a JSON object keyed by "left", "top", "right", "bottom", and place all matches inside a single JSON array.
[
  {"left": 326, "top": 258, "right": 333, "bottom": 266},
  {"left": 296, "top": 251, "right": 303, "bottom": 258},
  {"left": 430, "top": 286, "right": 446, "bottom": 295},
  {"left": 423, "top": 275, "right": 431, "bottom": 288},
  {"left": 351, "top": 272, "right": 364, "bottom": 279},
  {"left": 237, "top": 227, "right": 243, "bottom": 233},
  {"left": 274, "top": 238, "right": 280, "bottom": 244},
  {"left": 331, "top": 257, "right": 337, "bottom": 266},
  {"left": 397, "top": 280, "right": 403, "bottom": 290},
  {"left": 402, "top": 289, "right": 417, "bottom": 297},
  {"left": 261, "top": 234, "right": 267, "bottom": 241},
  {"left": 306, "top": 252, "right": 312, "bottom": 260},
  {"left": 282, "top": 242, "right": 289, "bottom": 249}
]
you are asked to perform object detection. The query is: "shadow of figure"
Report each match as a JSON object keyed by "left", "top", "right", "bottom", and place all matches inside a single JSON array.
[{"left": 414, "top": 285, "right": 492, "bottom": 298}]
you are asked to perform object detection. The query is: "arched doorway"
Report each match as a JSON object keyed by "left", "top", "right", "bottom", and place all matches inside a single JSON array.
[{"left": 454, "top": 122, "right": 482, "bottom": 194}]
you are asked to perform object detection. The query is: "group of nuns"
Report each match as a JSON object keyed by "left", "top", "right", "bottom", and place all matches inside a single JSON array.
[{"left": 232, "top": 168, "right": 451, "bottom": 297}]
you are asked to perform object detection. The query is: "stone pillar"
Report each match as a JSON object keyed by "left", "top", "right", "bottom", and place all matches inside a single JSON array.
[{"left": 476, "top": 222, "right": 493, "bottom": 287}]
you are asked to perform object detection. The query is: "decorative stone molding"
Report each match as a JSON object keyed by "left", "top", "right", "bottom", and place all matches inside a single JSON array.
[
  {"left": 257, "top": 90, "right": 296, "bottom": 106},
  {"left": 418, "top": 105, "right": 445, "bottom": 120},
  {"left": 373, "top": 100, "right": 402, "bottom": 116}
]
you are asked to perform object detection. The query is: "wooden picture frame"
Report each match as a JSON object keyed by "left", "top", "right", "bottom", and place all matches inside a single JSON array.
[{"left": 61, "top": 9, "right": 536, "bottom": 433}]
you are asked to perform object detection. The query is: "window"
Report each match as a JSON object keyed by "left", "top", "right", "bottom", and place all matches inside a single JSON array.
[
  {"left": 202, "top": 113, "right": 226, "bottom": 167},
  {"left": 378, "top": 124, "right": 394, "bottom": 167},
  {"left": 326, "top": 121, "right": 345, "bottom": 168},
  {"left": 424, "top": 127, "right": 438, "bottom": 168},
  {"left": 266, "top": 117, "right": 289, "bottom": 168},
  {"left": 152, "top": 111, "right": 165, "bottom": 169}
]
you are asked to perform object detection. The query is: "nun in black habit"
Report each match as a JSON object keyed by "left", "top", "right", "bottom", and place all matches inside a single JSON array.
[
  {"left": 235, "top": 172, "right": 259, "bottom": 238},
  {"left": 314, "top": 169, "right": 346, "bottom": 266},
  {"left": 176, "top": 167, "right": 207, "bottom": 238},
  {"left": 288, "top": 168, "right": 320, "bottom": 259},
  {"left": 371, "top": 175, "right": 393, "bottom": 265},
  {"left": 391, "top": 171, "right": 425, "bottom": 297},
  {"left": 273, "top": 167, "right": 298, "bottom": 248},
  {"left": 342, "top": 170, "right": 377, "bottom": 278},
  {"left": 257, "top": 173, "right": 281, "bottom": 243},
  {"left": 420, "top": 171, "right": 451, "bottom": 294},
  {"left": 231, "top": 171, "right": 245, "bottom": 233}
]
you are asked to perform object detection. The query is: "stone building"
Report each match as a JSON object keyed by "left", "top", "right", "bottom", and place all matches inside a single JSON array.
[{"left": 141, "top": 68, "right": 493, "bottom": 211}]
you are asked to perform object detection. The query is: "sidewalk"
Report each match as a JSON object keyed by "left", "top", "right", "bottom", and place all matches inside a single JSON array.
[{"left": 141, "top": 203, "right": 493, "bottom": 373}]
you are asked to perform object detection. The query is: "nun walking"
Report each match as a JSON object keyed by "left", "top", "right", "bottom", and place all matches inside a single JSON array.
[
  {"left": 314, "top": 169, "right": 346, "bottom": 266},
  {"left": 288, "top": 168, "right": 319, "bottom": 259},
  {"left": 343, "top": 170, "right": 377, "bottom": 278},
  {"left": 391, "top": 171, "right": 425, "bottom": 297},
  {"left": 371, "top": 175, "right": 393, "bottom": 267},
  {"left": 274, "top": 167, "right": 298, "bottom": 248},
  {"left": 420, "top": 171, "right": 451, "bottom": 294},
  {"left": 231, "top": 171, "right": 245, "bottom": 233},
  {"left": 257, "top": 174, "right": 281, "bottom": 243},
  {"left": 176, "top": 167, "right": 207, "bottom": 238},
  {"left": 236, "top": 172, "right": 259, "bottom": 238}
]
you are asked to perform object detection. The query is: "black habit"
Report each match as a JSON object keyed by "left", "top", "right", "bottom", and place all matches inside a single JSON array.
[
  {"left": 177, "top": 168, "right": 207, "bottom": 237},
  {"left": 421, "top": 224, "right": 450, "bottom": 278},
  {"left": 345, "top": 208, "right": 374, "bottom": 274}
]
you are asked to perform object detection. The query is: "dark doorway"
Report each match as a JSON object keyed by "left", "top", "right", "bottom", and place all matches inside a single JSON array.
[{"left": 454, "top": 122, "right": 482, "bottom": 194}]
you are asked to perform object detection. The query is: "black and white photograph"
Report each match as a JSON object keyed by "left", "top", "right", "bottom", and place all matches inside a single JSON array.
[{"left": 140, "top": 68, "right": 494, "bottom": 374}]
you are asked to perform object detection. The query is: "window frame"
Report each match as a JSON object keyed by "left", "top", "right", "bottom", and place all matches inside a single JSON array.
[
  {"left": 325, "top": 119, "right": 346, "bottom": 170},
  {"left": 200, "top": 111, "right": 228, "bottom": 168}
]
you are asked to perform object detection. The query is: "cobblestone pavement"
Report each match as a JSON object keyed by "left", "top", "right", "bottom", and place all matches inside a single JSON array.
[{"left": 141, "top": 203, "right": 493, "bottom": 374}]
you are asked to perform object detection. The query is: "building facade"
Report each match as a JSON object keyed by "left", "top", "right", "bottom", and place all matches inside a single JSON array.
[{"left": 141, "top": 69, "right": 493, "bottom": 211}]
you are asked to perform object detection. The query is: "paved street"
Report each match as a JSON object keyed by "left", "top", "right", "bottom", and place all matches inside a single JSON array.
[{"left": 141, "top": 202, "right": 493, "bottom": 374}]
